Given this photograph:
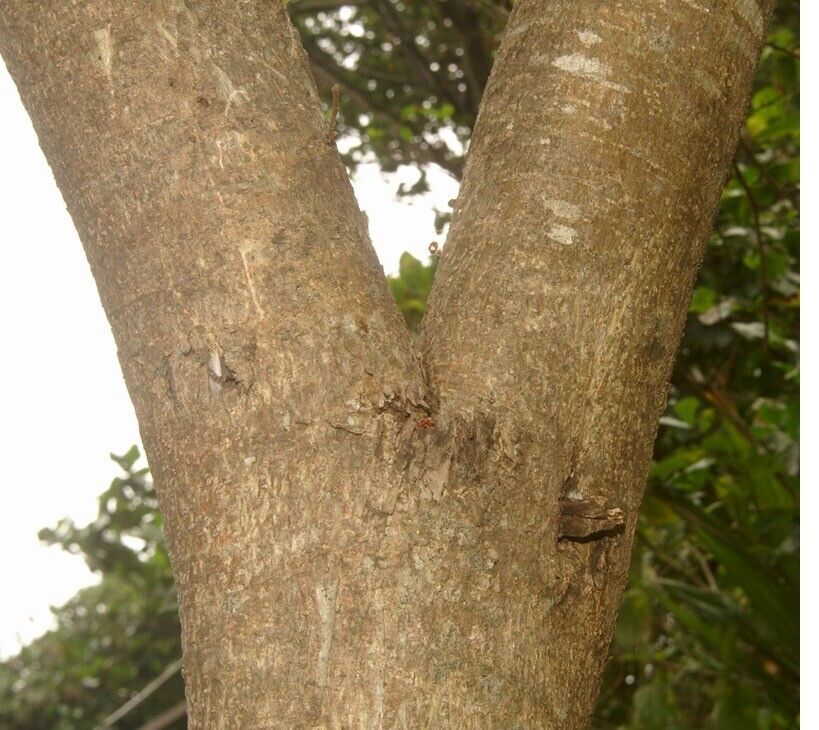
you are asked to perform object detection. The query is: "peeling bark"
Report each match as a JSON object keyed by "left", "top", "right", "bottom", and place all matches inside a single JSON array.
[{"left": 0, "top": 0, "right": 772, "bottom": 727}]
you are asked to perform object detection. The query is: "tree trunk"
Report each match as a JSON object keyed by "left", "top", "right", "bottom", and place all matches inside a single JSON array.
[{"left": 0, "top": 1, "right": 771, "bottom": 727}]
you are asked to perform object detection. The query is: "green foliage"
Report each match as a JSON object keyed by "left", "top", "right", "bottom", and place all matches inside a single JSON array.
[
  {"left": 597, "top": 3, "right": 800, "bottom": 723},
  {"left": 290, "top": 0, "right": 509, "bottom": 179},
  {"left": 357, "top": 7, "right": 801, "bottom": 727},
  {"left": 0, "top": 2, "right": 798, "bottom": 727},
  {"left": 0, "top": 452, "right": 183, "bottom": 729},
  {"left": 388, "top": 251, "right": 439, "bottom": 332}
]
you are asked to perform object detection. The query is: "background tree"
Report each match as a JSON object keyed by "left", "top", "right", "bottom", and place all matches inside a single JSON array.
[
  {"left": 0, "top": 0, "right": 794, "bottom": 727},
  {"left": 0, "top": 450, "right": 183, "bottom": 729}
]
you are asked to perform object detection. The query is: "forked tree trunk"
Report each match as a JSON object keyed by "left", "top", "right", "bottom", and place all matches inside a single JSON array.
[{"left": 0, "top": 1, "right": 771, "bottom": 727}]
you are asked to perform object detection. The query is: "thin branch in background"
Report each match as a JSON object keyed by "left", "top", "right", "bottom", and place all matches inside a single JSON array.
[
  {"left": 288, "top": 0, "right": 370, "bottom": 15},
  {"left": 464, "top": 0, "right": 509, "bottom": 21},
  {"left": 308, "top": 51, "right": 464, "bottom": 178},
  {"left": 94, "top": 658, "right": 183, "bottom": 729},
  {"left": 739, "top": 136, "right": 800, "bottom": 211},
  {"left": 439, "top": 0, "right": 492, "bottom": 115},
  {"left": 138, "top": 700, "right": 187, "bottom": 730},
  {"left": 370, "top": 0, "right": 470, "bottom": 116},
  {"left": 766, "top": 42, "right": 799, "bottom": 59},
  {"left": 748, "top": 89, "right": 794, "bottom": 115},
  {"left": 638, "top": 529, "right": 707, "bottom": 588},
  {"left": 690, "top": 543, "right": 719, "bottom": 591},
  {"left": 354, "top": 63, "right": 411, "bottom": 84},
  {"left": 733, "top": 162, "right": 771, "bottom": 357},
  {"left": 686, "top": 376, "right": 757, "bottom": 446}
]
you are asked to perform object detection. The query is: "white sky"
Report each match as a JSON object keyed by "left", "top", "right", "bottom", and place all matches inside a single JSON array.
[{"left": 0, "top": 59, "right": 457, "bottom": 657}]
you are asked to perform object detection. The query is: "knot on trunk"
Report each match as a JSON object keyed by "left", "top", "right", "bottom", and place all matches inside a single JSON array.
[{"left": 558, "top": 494, "right": 625, "bottom": 542}]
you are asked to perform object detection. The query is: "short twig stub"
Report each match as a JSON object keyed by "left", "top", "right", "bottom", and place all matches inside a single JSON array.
[
  {"left": 558, "top": 495, "right": 625, "bottom": 541},
  {"left": 325, "top": 83, "right": 341, "bottom": 145}
]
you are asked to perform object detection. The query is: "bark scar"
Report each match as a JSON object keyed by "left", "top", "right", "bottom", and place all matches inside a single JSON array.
[
  {"left": 315, "top": 581, "right": 338, "bottom": 689},
  {"left": 558, "top": 495, "right": 625, "bottom": 542}
]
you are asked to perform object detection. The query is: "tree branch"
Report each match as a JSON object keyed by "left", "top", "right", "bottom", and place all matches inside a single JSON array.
[
  {"left": 420, "top": 8, "right": 772, "bottom": 719},
  {"left": 733, "top": 161, "right": 772, "bottom": 356},
  {"left": 288, "top": 0, "right": 370, "bottom": 15},
  {"left": 439, "top": 0, "right": 492, "bottom": 115},
  {"left": 370, "top": 0, "right": 470, "bottom": 115},
  {"left": 138, "top": 701, "right": 187, "bottom": 730},
  {"left": 766, "top": 41, "right": 799, "bottom": 58},
  {"left": 96, "top": 659, "right": 182, "bottom": 729},
  {"left": 738, "top": 135, "right": 800, "bottom": 211},
  {"left": 463, "top": 0, "right": 509, "bottom": 22},
  {"left": 306, "top": 45, "right": 464, "bottom": 178},
  {"left": 0, "top": 4, "right": 428, "bottom": 722}
]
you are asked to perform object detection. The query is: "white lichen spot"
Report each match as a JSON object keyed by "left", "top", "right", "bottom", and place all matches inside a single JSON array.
[
  {"left": 371, "top": 674, "right": 385, "bottom": 730},
  {"left": 214, "top": 131, "right": 251, "bottom": 170},
  {"left": 551, "top": 53, "right": 629, "bottom": 93},
  {"left": 577, "top": 29, "right": 602, "bottom": 46},
  {"left": 540, "top": 136, "right": 552, "bottom": 145},
  {"left": 211, "top": 64, "right": 250, "bottom": 116},
  {"left": 734, "top": 0, "right": 764, "bottom": 35},
  {"left": 485, "top": 547, "right": 500, "bottom": 570},
  {"left": 505, "top": 19, "right": 531, "bottom": 39},
  {"left": 561, "top": 104, "right": 577, "bottom": 114},
  {"left": 552, "top": 52, "right": 608, "bottom": 78},
  {"left": 156, "top": 22, "right": 178, "bottom": 51},
  {"left": 693, "top": 67, "right": 722, "bottom": 99},
  {"left": 544, "top": 199, "right": 581, "bottom": 221},
  {"left": 679, "top": 0, "right": 710, "bottom": 14},
  {"left": 548, "top": 224, "right": 576, "bottom": 246},
  {"left": 239, "top": 244, "right": 266, "bottom": 320},
  {"left": 208, "top": 350, "right": 222, "bottom": 397},
  {"left": 243, "top": 455, "right": 256, "bottom": 466},
  {"left": 90, "top": 27, "right": 113, "bottom": 82},
  {"left": 315, "top": 582, "right": 338, "bottom": 689}
]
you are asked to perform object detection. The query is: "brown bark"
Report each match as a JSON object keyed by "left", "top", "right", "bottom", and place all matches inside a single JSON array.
[{"left": 0, "top": 1, "right": 771, "bottom": 727}]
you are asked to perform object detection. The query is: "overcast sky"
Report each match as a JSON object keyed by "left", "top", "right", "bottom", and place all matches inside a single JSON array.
[{"left": 0, "top": 59, "right": 458, "bottom": 657}]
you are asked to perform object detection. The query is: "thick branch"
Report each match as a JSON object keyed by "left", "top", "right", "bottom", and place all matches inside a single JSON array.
[
  {"left": 0, "top": 2, "right": 426, "bottom": 726},
  {"left": 422, "top": 0, "right": 774, "bottom": 717}
]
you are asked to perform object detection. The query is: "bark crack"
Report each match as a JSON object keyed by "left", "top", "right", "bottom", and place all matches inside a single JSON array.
[{"left": 558, "top": 494, "right": 625, "bottom": 542}]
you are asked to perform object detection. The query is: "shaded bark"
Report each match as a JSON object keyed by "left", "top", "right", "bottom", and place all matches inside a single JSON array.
[
  {"left": 0, "top": 0, "right": 772, "bottom": 727},
  {"left": 420, "top": 0, "right": 774, "bottom": 721}
]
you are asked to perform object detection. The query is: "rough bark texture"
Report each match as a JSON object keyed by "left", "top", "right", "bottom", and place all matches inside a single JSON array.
[{"left": 0, "top": 1, "right": 772, "bottom": 727}]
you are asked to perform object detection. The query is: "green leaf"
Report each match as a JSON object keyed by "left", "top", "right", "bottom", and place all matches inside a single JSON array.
[
  {"left": 632, "top": 675, "right": 682, "bottom": 729},
  {"left": 110, "top": 445, "right": 140, "bottom": 472},
  {"left": 614, "top": 590, "right": 652, "bottom": 650}
]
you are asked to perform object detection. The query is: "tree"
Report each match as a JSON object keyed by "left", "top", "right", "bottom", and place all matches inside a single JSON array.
[
  {"left": 0, "top": 1, "right": 776, "bottom": 726},
  {"left": 0, "top": 450, "right": 184, "bottom": 730}
]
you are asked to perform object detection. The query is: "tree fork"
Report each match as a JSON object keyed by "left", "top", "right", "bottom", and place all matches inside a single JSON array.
[{"left": 0, "top": 1, "right": 772, "bottom": 727}]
